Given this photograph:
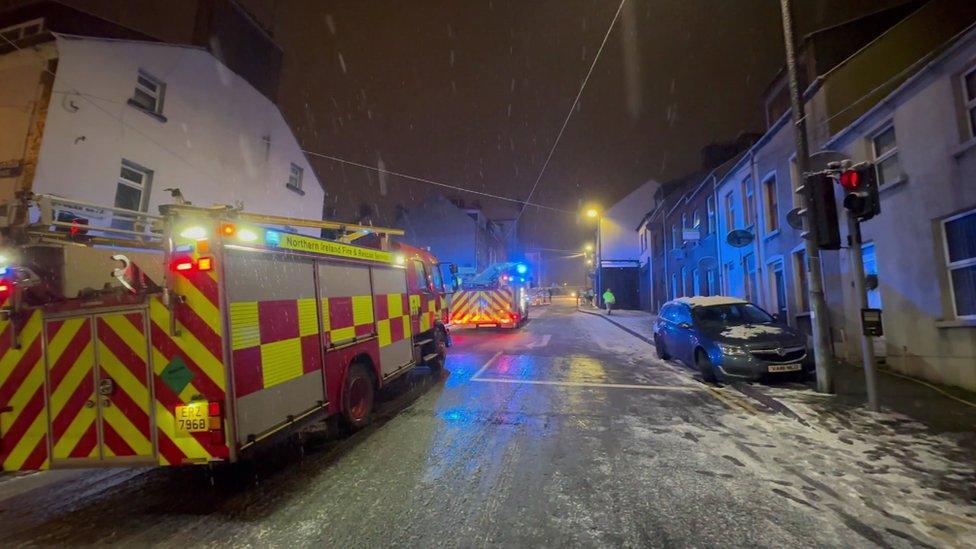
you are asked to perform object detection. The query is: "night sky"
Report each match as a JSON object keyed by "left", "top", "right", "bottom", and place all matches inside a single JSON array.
[{"left": 239, "top": 0, "right": 906, "bottom": 280}]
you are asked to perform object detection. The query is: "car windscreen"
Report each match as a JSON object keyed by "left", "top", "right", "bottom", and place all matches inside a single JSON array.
[{"left": 692, "top": 303, "right": 774, "bottom": 326}]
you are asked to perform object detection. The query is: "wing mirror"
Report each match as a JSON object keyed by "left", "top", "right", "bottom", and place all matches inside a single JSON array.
[{"left": 678, "top": 322, "right": 692, "bottom": 330}]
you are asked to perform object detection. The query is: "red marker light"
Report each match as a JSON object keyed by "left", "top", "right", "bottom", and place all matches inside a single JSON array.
[
  {"left": 171, "top": 257, "right": 195, "bottom": 272},
  {"left": 839, "top": 170, "right": 860, "bottom": 190},
  {"left": 208, "top": 401, "right": 221, "bottom": 416}
]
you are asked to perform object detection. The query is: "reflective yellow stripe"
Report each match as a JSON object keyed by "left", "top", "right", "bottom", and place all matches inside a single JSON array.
[
  {"left": 260, "top": 338, "right": 303, "bottom": 388},
  {"left": 149, "top": 300, "right": 225, "bottom": 391},
  {"left": 229, "top": 301, "right": 260, "bottom": 350},
  {"left": 102, "top": 405, "right": 152, "bottom": 455},
  {"left": 176, "top": 274, "right": 222, "bottom": 336},
  {"left": 352, "top": 295, "right": 374, "bottom": 325},
  {"left": 298, "top": 298, "right": 319, "bottom": 337},
  {"left": 0, "top": 313, "right": 42, "bottom": 388},
  {"left": 377, "top": 319, "right": 392, "bottom": 346}
]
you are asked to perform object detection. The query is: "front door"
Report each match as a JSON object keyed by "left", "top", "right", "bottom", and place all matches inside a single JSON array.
[{"left": 45, "top": 311, "right": 155, "bottom": 465}]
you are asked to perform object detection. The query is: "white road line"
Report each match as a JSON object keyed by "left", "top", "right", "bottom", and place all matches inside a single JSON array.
[
  {"left": 471, "top": 377, "right": 700, "bottom": 391},
  {"left": 527, "top": 334, "right": 551, "bottom": 349},
  {"left": 471, "top": 350, "right": 503, "bottom": 379}
]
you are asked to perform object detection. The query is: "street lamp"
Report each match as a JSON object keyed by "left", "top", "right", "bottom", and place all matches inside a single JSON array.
[
  {"left": 584, "top": 243, "right": 593, "bottom": 252},
  {"left": 585, "top": 208, "right": 599, "bottom": 219},
  {"left": 582, "top": 206, "right": 604, "bottom": 307}
]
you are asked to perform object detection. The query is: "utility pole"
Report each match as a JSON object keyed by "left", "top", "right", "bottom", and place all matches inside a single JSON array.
[
  {"left": 846, "top": 213, "right": 880, "bottom": 411},
  {"left": 779, "top": 0, "right": 834, "bottom": 393}
]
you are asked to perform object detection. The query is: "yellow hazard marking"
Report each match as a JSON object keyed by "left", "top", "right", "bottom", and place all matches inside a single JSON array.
[
  {"left": 388, "top": 294, "right": 403, "bottom": 318},
  {"left": 229, "top": 301, "right": 260, "bottom": 350},
  {"left": 5, "top": 414, "right": 47, "bottom": 470},
  {"left": 260, "top": 338, "right": 303, "bottom": 388},
  {"left": 176, "top": 275, "right": 222, "bottom": 336},
  {"left": 402, "top": 315, "right": 412, "bottom": 338},
  {"left": 149, "top": 299, "right": 225, "bottom": 391},
  {"left": 102, "top": 404, "right": 152, "bottom": 456},
  {"left": 298, "top": 298, "right": 319, "bottom": 337},
  {"left": 320, "top": 298, "right": 332, "bottom": 332},
  {"left": 0, "top": 313, "right": 42, "bottom": 388},
  {"left": 352, "top": 295, "right": 374, "bottom": 326},
  {"left": 377, "top": 319, "right": 392, "bottom": 347}
]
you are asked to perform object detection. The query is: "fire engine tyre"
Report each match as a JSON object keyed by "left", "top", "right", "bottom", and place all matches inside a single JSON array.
[
  {"left": 341, "top": 363, "right": 375, "bottom": 431},
  {"left": 425, "top": 327, "right": 448, "bottom": 372}
]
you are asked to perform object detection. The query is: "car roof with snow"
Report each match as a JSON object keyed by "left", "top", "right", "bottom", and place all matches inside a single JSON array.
[{"left": 673, "top": 296, "right": 748, "bottom": 307}]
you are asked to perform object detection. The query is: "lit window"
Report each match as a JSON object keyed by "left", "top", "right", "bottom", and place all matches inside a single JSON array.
[
  {"left": 943, "top": 209, "right": 976, "bottom": 318},
  {"left": 112, "top": 161, "right": 152, "bottom": 231},
  {"left": 129, "top": 70, "right": 165, "bottom": 115},
  {"left": 964, "top": 67, "right": 976, "bottom": 139},
  {"left": 763, "top": 175, "right": 779, "bottom": 233},
  {"left": 692, "top": 208, "right": 702, "bottom": 230},
  {"left": 871, "top": 125, "right": 901, "bottom": 186},
  {"left": 288, "top": 163, "right": 304, "bottom": 192}
]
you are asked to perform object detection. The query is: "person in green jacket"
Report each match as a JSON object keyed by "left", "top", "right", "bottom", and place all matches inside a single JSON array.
[{"left": 602, "top": 288, "right": 616, "bottom": 315}]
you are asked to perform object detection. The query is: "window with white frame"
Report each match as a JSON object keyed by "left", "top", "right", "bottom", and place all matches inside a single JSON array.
[
  {"left": 692, "top": 268, "right": 701, "bottom": 296},
  {"left": 0, "top": 18, "right": 44, "bottom": 43},
  {"left": 722, "top": 261, "right": 733, "bottom": 295},
  {"left": 681, "top": 212, "right": 688, "bottom": 230},
  {"left": 789, "top": 156, "right": 801, "bottom": 207},
  {"left": 706, "top": 268, "right": 717, "bottom": 297},
  {"left": 724, "top": 192, "right": 736, "bottom": 232},
  {"left": 943, "top": 209, "right": 976, "bottom": 318},
  {"left": 692, "top": 208, "right": 703, "bottom": 233},
  {"left": 130, "top": 70, "right": 165, "bottom": 115},
  {"left": 742, "top": 177, "right": 756, "bottom": 227},
  {"left": 763, "top": 174, "right": 779, "bottom": 233},
  {"left": 871, "top": 125, "right": 901, "bottom": 186},
  {"left": 707, "top": 195, "right": 716, "bottom": 235},
  {"left": 115, "top": 161, "right": 151, "bottom": 211},
  {"left": 287, "top": 163, "right": 304, "bottom": 192},
  {"left": 964, "top": 67, "right": 976, "bottom": 139}
]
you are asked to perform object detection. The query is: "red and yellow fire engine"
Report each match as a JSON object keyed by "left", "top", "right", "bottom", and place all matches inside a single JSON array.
[
  {"left": 449, "top": 262, "right": 530, "bottom": 328},
  {"left": 0, "top": 194, "right": 452, "bottom": 471}
]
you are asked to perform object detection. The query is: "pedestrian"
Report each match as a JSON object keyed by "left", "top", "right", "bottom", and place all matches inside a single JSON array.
[
  {"left": 602, "top": 288, "right": 616, "bottom": 315},
  {"left": 547, "top": 287, "right": 552, "bottom": 304}
]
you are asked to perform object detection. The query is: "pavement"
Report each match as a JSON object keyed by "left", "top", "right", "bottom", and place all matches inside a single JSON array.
[{"left": 1, "top": 298, "right": 974, "bottom": 547}]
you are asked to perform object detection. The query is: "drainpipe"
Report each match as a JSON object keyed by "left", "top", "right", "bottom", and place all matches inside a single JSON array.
[{"left": 749, "top": 149, "right": 767, "bottom": 309}]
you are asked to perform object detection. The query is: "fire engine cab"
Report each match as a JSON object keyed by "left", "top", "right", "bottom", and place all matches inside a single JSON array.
[{"left": 0, "top": 194, "right": 453, "bottom": 471}]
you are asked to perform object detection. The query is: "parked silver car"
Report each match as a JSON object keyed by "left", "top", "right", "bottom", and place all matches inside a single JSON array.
[{"left": 652, "top": 296, "right": 812, "bottom": 382}]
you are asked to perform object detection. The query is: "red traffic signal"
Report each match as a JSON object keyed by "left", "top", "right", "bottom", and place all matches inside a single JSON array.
[
  {"left": 835, "top": 166, "right": 880, "bottom": 221},
  {"left": 839, "top": 170, "right": 860, "bottom": 190}
]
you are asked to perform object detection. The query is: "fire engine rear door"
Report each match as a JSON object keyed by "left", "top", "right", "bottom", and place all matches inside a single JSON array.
[{"left": 45, "top": 311, "right": 155, "bottom": 465}]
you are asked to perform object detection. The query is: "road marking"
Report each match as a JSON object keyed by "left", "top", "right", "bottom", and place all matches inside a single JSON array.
[
  {"left": 526, "top": 334, "right": 551, "bottom": 349},
  {"left": 471, "top": 350, "right": 503, "bottom": 379},
  {"left": 471, "top": 377, "right": 700, "bottom": 391},
  {"left": 702, "top": 385, "right": 760, "bottom": 414}
]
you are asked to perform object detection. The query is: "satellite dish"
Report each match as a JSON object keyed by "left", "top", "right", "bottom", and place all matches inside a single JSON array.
[
  {"left": 698, "top": 256, "right": 718, "bottom": 269},
  {"left": 726, "top": 229, "right": 754, "bottom": 248},
  {"left": 787, "top": 207, "right": 804, "bottom": 230}
]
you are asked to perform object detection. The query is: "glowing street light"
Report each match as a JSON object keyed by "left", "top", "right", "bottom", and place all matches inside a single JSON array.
[
  {"left": 584, "top": 243, "right": 593, "bottom": 252},
  {"left": 585, "top": 208, "right": 599, "bottom": 219},
  {"left": 586, "top": 258, "right": 593, "bottom": 266}
]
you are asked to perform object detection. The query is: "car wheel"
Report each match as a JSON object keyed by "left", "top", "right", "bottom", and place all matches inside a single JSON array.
[
  {"left": 654, "top": 334, "right": 671, "bottom": 360},
  {"left": 696, "top": 349, "right": 718, "bottom": 383}
]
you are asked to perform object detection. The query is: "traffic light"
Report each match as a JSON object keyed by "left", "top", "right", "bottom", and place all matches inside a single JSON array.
[
  {"left": 838, "top": 166, "right": 880, "bottom": 221},
  {"left": 802, "top": 173, "right": 841, "bottom": 250}
]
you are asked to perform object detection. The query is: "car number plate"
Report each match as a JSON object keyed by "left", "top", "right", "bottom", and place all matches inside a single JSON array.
[
  {"left": 768, "top": 363, "right": 802, "bottom": 373},
  {"left": 175, "top": 402, "right": 209, "bottom": 434}
]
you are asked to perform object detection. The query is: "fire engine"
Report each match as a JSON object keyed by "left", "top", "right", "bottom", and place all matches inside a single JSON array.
[
  {"left": 0, "top": 194, "right": 453, "bottom": 471},
  {"left": 449, "top": 262, "right": 530, "bottom": 328}
]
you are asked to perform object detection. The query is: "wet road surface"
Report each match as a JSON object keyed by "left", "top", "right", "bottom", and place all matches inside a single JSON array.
[{"left": 0, "top": 299, "right": 972, "bottom": 547}]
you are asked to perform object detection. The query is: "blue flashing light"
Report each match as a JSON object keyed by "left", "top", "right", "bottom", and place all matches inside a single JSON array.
[
  {"left": 265, "top": 230, "right": 281, "bottom": 247},
  {"left": 518, "top": 277, "right": 524, "bottom": 283},
  {"left": 515, "top": 263, "right": 527, "bottom": 274}
]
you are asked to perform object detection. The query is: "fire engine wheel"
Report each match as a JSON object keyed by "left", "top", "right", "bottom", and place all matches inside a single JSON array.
[{"left": 342, "top": 363, "right": 375, "bottom": 431}]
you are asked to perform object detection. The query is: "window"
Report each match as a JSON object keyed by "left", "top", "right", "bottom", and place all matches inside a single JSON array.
[
  {"left": 129, "top": 70, "right": 165, "bottom": 115},
  {"left": 112, "top": 161, "right": 152, "bottom": 231},
  {"left": 431, "top": 263, "right": 445, "bottom": 293},
  {"left": 742, "top": 177, "right": 756, "bottom": 227},
  {"left": 692, "top": 208, "right": 702, "bottom": 231},
  {"left": 871, "top": 125, "right": 901, "bottom": 186},
  {"left": 793, "top": 249, "right": 810, "bottom": 312},
  {"left": 789, "top": 156, "right": 802, "bottom": 208},
  {"left": 724, "top": 192, "right": 736, "bottom": 232},
  {"left": 681, "top": 212, "right": 688, "bottom": 229},
  {"left": 964, "top": 67, "right": 976, "bottom": 138},
  {"left": 692, "top": 268, "right": 701, "bottom": 296},
  {"left": 0, "top": 18, "right": 44, "bottom": 43},
  {"left": 671, "top": 273, "right": 679, "bottom": 299},
  {"left": 763, "top": 175, "right": 779, "bottom": 233},
  {"left": 287, "top": 163, "right": 304, "bottom": 193},
  {"left": 767, "top": 259, "right": 787, "bottom": 319},
  {"left": 706, "top": 269, "right": 717, "bottom": 297},
  {"left": 671, "top": 224, "right": 678, "bottom": 250},
  {"left": 680, "top": 267, "right": 687, "bottom": 297},
  {"left": 943, "top": 209, "right": 976, "bottom": 318},
  {"left": 743, "top": 253, "right": 757, "bottom": 302},
  {"left": 722, "top": 261, "right": 733, "bottom": 295},
  {"left": 706, "top": 195, "right": 716, "bottom": 235},
  {"left": 411, "top": 260, "right": 431, "bottom": 293}
]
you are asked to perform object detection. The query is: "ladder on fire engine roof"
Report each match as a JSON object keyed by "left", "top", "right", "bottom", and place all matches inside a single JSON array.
[{"left": 12, "top": 194, "right": 403, "bottom": 249}]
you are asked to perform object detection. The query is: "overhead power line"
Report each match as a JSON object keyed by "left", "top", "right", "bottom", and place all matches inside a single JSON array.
[{"left": 515, "top": 0, "right": 628, "bottom": 223}]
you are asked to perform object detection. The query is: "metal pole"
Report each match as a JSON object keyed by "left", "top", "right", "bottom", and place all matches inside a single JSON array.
[
  {"left": 780, "top": 0, "right": 834, "bottom": 393},
  {"left": 847, "top": 214, "right": 880, "bottom": 411},
  {"left": 596, "top": 217, "right": 603, "bottom": 308}
]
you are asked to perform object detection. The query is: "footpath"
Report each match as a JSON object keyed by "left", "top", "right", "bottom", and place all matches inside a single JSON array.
[{"left": 579, "top": 304, "right": 976, "bottom": 437}]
